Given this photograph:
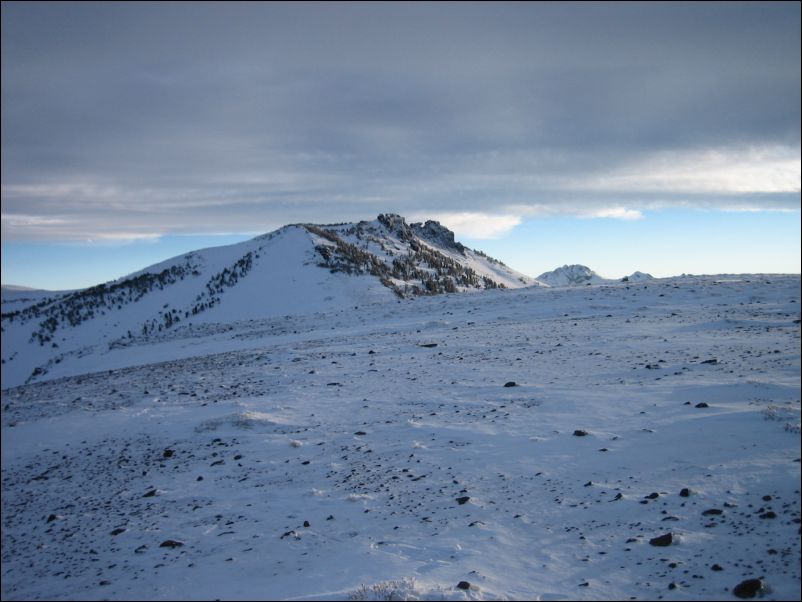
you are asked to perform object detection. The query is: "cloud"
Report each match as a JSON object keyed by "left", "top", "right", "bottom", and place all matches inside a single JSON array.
[
  {"left": 582, "top": 207, "right": 643, "bottom": 221},
  {"left": 411, "top": 212, "right": 522, "bottom": 239},
  {"left": 578, "top": 146, "right": 801, "bottom": 195},
  {"left": 1, "top": 3, "right": 799, "bottom": 242}
]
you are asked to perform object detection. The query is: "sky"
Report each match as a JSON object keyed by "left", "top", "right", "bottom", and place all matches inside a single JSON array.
[{"left": 1, "top": 1, "right": 800, "bottom": 290}]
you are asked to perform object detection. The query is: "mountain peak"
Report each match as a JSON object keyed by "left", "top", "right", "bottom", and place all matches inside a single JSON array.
[
  {"left": 537, "top": 264, "right": 606, "bottom": 286},
  {"left": 2, "top": 213, "right": 535, "bottom": 387}
]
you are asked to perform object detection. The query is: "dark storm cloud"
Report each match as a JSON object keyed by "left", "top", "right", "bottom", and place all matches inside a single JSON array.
[{"left": 2, "top": 1, "right": 799, "bottom": 240}]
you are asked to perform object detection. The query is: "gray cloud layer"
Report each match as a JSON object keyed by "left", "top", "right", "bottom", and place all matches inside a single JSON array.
[{"left": 2, "top": 2, "right": 799, "bottom": 241}]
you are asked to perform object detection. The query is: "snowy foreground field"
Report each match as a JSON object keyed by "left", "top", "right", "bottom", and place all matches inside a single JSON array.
[{"left": 2, "top": 275, "right": 800, "bottom": 601}]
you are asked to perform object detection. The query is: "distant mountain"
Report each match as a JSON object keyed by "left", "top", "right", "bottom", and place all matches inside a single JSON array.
[
  {"left": 1, "top": 284, "right": 45, "bottom": 293},
  {"left": 1, "top": 214, "right": 536, "bottom": 388},
  {"left": 621, "top": 271, "right": 654, "bottom": 282},
  {"left": 536, "top": 264, "right": 609, "bottom": 287}
]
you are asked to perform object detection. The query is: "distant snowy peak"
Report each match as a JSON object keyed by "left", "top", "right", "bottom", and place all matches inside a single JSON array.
[
  {"left": 621, "top": 271, "right": 654, "bottom": 282},
  {"left": 536, "top": 264, "right": 608, "bottom": 287}
]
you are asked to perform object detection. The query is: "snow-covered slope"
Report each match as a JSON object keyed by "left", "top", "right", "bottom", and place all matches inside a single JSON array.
[
  {"left": 2, "top": 274, "right": 799, "bottom": 601},
  {"left": 1, "top": 215, "right": 534, "bottom": 388},
  {"left": 536, "top": 264, "right": 609, "bottom": 286}
]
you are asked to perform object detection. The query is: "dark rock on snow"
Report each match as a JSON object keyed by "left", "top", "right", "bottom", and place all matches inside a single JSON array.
[
  {"left": 649, "top": 533, "right": 673, "bottom": 546},
  {"left": 733, "top": 578, "right": 764, "bottom": 599}
]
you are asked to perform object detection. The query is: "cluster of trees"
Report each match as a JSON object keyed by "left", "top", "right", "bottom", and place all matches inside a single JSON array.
[
  {"left": 142, "top": 251, "right": 257, "bottom": 336},
  {"left": 5, "top": 247, "right": 262, "bottom": 344},
  {"left": 0, "top": 261, "right": 197, "bottom": 346},
  {"left": 308, "top": 225, "right": 504, "bottom": 299},
  {"left": 471, "top": 248, "right": 507, "bottom": 267}
]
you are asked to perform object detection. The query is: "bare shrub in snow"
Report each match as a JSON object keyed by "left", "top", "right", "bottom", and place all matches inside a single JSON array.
[{"left": 347, "top": 577, "right": 417, "bottom": 601}]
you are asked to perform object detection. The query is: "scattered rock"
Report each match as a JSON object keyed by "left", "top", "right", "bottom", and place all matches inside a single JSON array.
[
  {"left": 733, "top": 578, "right": 764, "bottom": 599},
  {"left": 456, "top": 496, "right": 470, "bottom": 505},
  {"left": 110, "top": 528, "right": 126, "bottom": 536},
  {"left": 159, "top": 539, "right": 184, "bottom": 548},
  {"left": 695, "top": 402, "right": 709, "bottom": 408},
  {"left": 46, "top": 514, "right": 57, "bottom": 523},
  {"left": 162, "top": 449, "right": 174, "bottom": 458},
  {"left": 573, "top": 429, "right": 588, "bottom": 437},
  {"left": 758, "top": 511, "right": 777, "bottom": 519},
  {"left": 143, "top": 489, "right": 157, "bottom": 498},
  {"left": 649, "top": 533, "right": 673, "bottom": 546},
  {"left": 700, "top": 358, "right": 718, "bottom": 365},
  {"left": 503, "top": 381, "right": 517, "bottom": 387},
  {"left": 711, "top": 564, "right": 724, "bottom": 571},
  {"left": 456, "top": 581, "right": 471, "bottom": 590},
  {"left": 679, "top": 488, "right": 691, "bottom": 497},
  {"left": 354, "top": 431, "right": 367, "bottom": 436},
  {"left": 702, "top": 508, "right": 723, "bottom": 516},
  {"left": 419, "top": 343, "right": 438, "bottom": 348},
  {"left": 645, "top": 492, "right": 659, "bottom": 499},
  {"left": 303, "top": 520, "right": 310, "bottom": 528}
]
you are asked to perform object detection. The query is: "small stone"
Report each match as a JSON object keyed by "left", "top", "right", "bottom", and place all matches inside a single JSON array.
[
  {"left": 649, "top": 533, "right": 673, "bottom": 546},
  {"left": 354, "top": 431, "right": 367, "bottom": 436},
  {"left": 456, "top": 496, "right": 470, "bottom": 505},
  {"left": 702, "top": 508, "right": 723, "bottom": 516},
  {"left": 695, "top": 402, "right": 709, "bottom": 408},
  {"left": 645, "top": 492, "right": 659, "bottom": 499},
  {"left": 456, "top": 581, "right": 471, "bottom": 590},
  {"left": 110, "top": 528, "right": 126, "bottom": 536},
  {"left": 679, "top": 488, "right": 691, "bottom": 497},
  {"left": 733, "top": 578, "right": 764, "bottom": 599},
  {"left": 159, "top": 539, "right": 184, "bottom": 548},
  {"left": 47, "top": 514, "right": 57, "bottom": 522},
  {"left": 573, "top": 429, "right": 588, "bottom": 437},
  {"left": 303, "top": 520, "right": 310, "bottom": 528},
  {"left": 163, "top": 449, "right": 174, "bottom": 458},
  {"left": 503, "top": 381, "right": 517, "bottom": 387},
  {"left": 758, "top": 511, "right": 777, "bottom": 519},
  {"left": 711, "top": 564, "right": 724, "bottom": 571},
  {"left": 143, "top": 489, "right": 157, "bottom": 498},
  {"left": 668, "top": 582, "right": 677, "bottom": 590}
]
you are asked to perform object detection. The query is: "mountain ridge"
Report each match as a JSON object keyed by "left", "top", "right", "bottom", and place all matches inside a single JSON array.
[{"left": 1, "top": 214, "right": 534, "bottom": 388}]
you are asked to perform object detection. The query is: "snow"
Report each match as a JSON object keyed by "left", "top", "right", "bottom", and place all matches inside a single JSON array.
[{"left": 2, "top": 273, "right": 800, "bottom": 601}]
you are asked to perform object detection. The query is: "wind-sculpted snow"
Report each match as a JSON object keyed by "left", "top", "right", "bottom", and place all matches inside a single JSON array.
[{"left": 1, "top": 275, "right": 800, "bottom": 600}]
